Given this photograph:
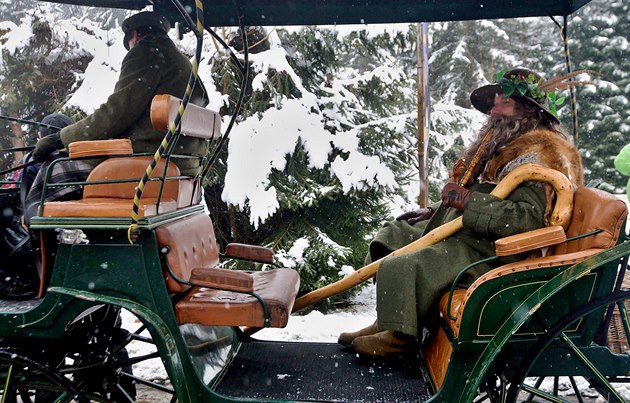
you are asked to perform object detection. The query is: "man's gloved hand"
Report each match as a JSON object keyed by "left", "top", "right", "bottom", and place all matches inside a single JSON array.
[
  {"left": 396, "top": 207, "right": 434, "bottom": 225},
  {"left": 441, "top": 182, "right": 473, "bottom": 211},
  {"left": 32, "top": 133, "right": 64, "bottom": 162}
]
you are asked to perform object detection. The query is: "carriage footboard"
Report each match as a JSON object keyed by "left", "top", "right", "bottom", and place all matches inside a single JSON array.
[{"left": 213, "top": 340, "right": 433, "bottom": 402}]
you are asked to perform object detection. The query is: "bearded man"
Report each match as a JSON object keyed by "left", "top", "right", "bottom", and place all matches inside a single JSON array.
[{"left": 338, "top": 68, "right": 584, "bottom": 357}]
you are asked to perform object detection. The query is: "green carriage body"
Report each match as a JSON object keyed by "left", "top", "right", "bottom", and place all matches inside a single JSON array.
[{"left": 1, "top": 1, "right": 629, "bottom": 402}]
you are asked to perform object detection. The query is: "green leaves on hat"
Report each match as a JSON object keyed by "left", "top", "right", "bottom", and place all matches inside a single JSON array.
[
  {"left": 547, "top": 92, "right": 566, "bottom": 118},
  {"left": 495, "top": 69, "right": 565, "bottom": 117}
]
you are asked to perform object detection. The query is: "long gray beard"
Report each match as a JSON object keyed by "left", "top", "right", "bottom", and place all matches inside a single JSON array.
[{"left": 460, "top": 113, "right": 546, "bottom": 183}]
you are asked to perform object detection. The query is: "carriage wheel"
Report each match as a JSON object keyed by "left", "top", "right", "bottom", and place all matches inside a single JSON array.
[
  {"left": 0, "top": 348, "right": 88, "bottom": 402},
  {"left": 506, "top": 290, "right": 630, "bottom": 402},
  {"left": 65, "top": 307, "right": 177, "bottom": 402},
  {"left": 68, "top": 325, "right": 177, "bottom": 402}
]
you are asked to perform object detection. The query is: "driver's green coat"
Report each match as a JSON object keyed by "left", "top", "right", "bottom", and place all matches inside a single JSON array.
[{"left": 59, "top": 34, "right": 209, "bottom": 176}]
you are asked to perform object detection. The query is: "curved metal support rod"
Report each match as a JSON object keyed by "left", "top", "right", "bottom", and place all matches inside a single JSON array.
[
  {"left": 0, "top": 114, "right": 62, "bottom": 130},
  {"left": 202, "top": 1, "right": 250, "bottom": 179}
]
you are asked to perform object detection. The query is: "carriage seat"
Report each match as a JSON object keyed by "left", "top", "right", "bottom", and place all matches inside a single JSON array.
[
  {"left": 155, "top": 212, "right": 300, "bottom": 328},
  {"left": 39, "top": 91, "right": 222, "bottom": 219},
  {"left": 424, "top": 186, "right": 628, "bottom": 389},
  {"left": 440, "top": 186, "right": 628, "bottom": 337},
  {"left": 41, "top": 155, "right": 198, "bottom": 218}
]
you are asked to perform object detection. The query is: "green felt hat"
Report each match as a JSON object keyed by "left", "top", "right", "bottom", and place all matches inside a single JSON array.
[{"left": 470, "top": 68, "right": 560, "bottom": 124}]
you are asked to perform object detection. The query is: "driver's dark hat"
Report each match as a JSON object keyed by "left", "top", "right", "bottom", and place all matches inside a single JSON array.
[{"left": 122, "top": 12, "right": 171, "bottom": 50}]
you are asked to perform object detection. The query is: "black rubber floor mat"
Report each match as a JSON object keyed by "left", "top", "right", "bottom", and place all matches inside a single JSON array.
[{"left": 214, "top": 340, "right": 433, "bottom": 402}]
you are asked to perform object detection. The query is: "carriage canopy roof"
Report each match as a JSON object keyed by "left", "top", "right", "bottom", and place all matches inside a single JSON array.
[{"left": 39, "top": 0, "right": 593, "bottom": 26}]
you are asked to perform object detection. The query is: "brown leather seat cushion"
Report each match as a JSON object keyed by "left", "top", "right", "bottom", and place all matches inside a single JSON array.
[
  {"left": 43, "top": 197, "right": 177, "bottom": 218},
  {"left": 157, "top": 212, "right": 300, "bottom": 328},
  {"left": 82, "top": 156, "right": 182, "bottom": 200},
  {"left": 68, "top": 139, "right": 133, "bottom": 159},
  {"left": 175, "top": 268, "right": 300, "bottom": 328}
]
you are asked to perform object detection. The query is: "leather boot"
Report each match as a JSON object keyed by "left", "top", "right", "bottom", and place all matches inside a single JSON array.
[
  {"left": 338, "top": 321, "right": 379, "bottom": 346},
  {"left": 351, "top": 330, "right": 417, "bottom": 357}
]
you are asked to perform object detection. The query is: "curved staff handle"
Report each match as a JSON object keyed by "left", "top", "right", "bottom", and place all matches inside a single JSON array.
[{"left": 290, "top": 163, "right": 573, "bottom": 313}]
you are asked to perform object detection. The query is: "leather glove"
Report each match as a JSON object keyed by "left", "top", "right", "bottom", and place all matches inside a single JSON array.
[
  {"left": 32, "top": 133, "right": 64, "bottom": 162},
  {"left": 396, "top": 207, "right": 434, "bottom": 225},
  {"left": 441, "top": 182, "right": 473, "bottom": 211}
]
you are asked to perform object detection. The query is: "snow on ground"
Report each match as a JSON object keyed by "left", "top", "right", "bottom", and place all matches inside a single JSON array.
[
  {"left": 121, "top": 284, "right": 377, "bottom": 383},
  {"left": 254, "top": 282, "right": 377, "bottom": 342}
]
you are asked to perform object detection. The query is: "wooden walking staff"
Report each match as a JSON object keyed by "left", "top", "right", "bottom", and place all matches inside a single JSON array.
[
  {"left": 456, "top": 128, "right": 493, "bottom": 186},
  {"left": 243, "top": 164, "right": 573, "bottom": 335},
  {"left": 290, "top": 163, "right": 574, "bottom": 313}
]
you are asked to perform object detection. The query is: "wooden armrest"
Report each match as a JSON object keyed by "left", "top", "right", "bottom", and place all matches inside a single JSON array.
[
  {"left": 150, "top": 94, "right": 221, "bottom": 139},
  {"left": 190, "top": 267, "right": 254, "bottom": 293},
  {"left": 495, "top": 225, "right": 566, "bottom": 257},
  {"left": 225, "top": 243, "right": 274, "bottom": 264}
]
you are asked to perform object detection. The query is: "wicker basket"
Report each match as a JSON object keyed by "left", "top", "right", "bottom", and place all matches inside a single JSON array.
[{"left": 607, "top": 269, "right": 630, "bottom": 354}]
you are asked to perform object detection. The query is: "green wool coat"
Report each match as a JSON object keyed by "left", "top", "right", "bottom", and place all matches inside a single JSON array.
[
  {"left": 372, "top": 182, "right": 547, "bottom": 338},
  {"left": 60, "top": 34, "right": 209, "bottom": 176}
]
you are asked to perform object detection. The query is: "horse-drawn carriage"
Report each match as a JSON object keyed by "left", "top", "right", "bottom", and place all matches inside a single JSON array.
[{"left": 1, "top": 0, "right": 629, "bottom": 402}]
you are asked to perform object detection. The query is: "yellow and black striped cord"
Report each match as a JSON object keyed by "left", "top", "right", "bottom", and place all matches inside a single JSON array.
[{"left": 127, "top": 0, "right": 205, "bottom": 243}]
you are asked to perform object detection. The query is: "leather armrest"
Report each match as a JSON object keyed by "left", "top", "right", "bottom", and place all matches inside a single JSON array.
[
  {"left": 68, "top": 139, "right": 133, "bottom": 158},
  {"left": 495, "top": 225, "right": 566, "bottom": 257},
  {"left": 190, "top": 267, "right": 254, "bottom": 293},
  {"left": 225, "top": 243, "right": 274, "bottom": 264}
]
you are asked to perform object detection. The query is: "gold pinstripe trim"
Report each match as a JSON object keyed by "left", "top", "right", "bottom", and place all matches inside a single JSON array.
[{"left": 475, "top": 273, "right": 597, "bottom": 337}]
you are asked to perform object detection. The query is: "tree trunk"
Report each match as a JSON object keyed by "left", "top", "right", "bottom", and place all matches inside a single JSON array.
[{"left": 8, "top": 111, "right": 25, "bottom": 163}]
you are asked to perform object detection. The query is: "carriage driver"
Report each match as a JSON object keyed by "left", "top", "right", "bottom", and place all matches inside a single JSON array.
[
  {"left": 338, "top": 68, "right": 585, "bottom": 357},
  {"left": 25, "top": 11, "right": 209, "bottom": 224}
]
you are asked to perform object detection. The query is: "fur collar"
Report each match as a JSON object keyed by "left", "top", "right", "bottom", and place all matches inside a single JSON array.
[{"left": 479, "top": 128, "right": 584, "bottom": 188}]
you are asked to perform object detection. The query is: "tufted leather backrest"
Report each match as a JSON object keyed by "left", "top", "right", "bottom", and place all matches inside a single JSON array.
[
  {"left": 83, "top": 156, "right": 181, "bottom": 200},
  {"left": 155, "top": 212, "right": 220, "bottom": 293},
  {"left": 552, "top": 187, "right": 627, "bottom": 255}
]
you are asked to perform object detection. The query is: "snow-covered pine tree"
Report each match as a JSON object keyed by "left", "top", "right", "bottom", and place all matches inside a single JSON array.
[
  {"left": 205, "top": 25, "right": 422, "bottom": 299},
  {"left": 565, "top": 0, "right": 629, "bottom": 192},
  {"left": 0, "top": 5, "right": 93, "bottom": 171}
]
